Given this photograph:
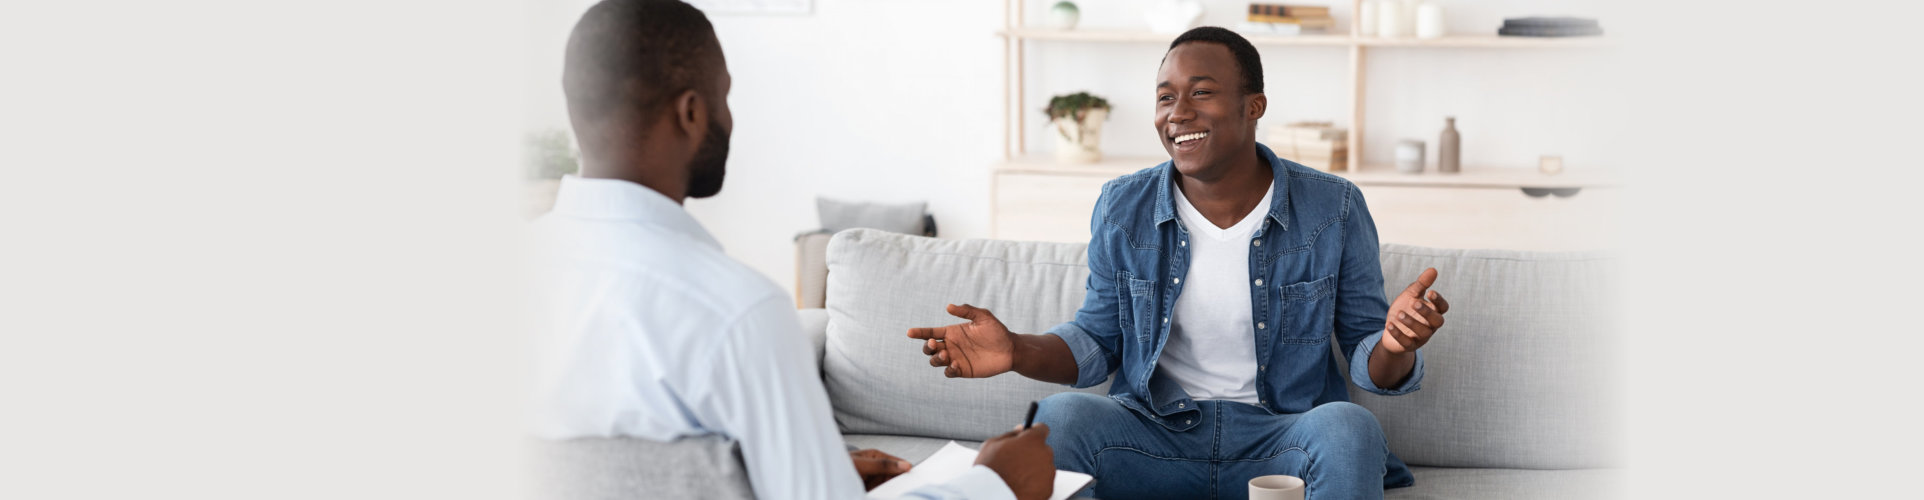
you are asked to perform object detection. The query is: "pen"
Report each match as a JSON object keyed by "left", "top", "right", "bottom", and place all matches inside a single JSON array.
[{"left": 1023, "top": 401, "right": 1038, "bottom": 429}]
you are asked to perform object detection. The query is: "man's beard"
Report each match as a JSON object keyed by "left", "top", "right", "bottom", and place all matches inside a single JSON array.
[{"left": 685, "top": 119, "right": 730, "bottom": 199}]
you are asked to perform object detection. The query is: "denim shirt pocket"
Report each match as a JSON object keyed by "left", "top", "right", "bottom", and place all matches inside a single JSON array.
[
  {"left": 1278, "top": 273, "right": 1337, "bottom": 344},
  {"left": 1118, "top": 272, "right": 1158, "bottom": 344}
]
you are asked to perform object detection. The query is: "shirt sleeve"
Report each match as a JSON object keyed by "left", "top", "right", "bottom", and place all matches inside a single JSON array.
[
  {"left": 689, "top": 296, "right": 1017, "bottom": 500},
  {"left": 689, "top": 295, "right": 866, "bottom": 499},
  {"left": 1046, "top": 184, "right": 1126, "bottom": 389},
  {"left": 1334, "top": 184, "right": 1426, "bottom": 396}
]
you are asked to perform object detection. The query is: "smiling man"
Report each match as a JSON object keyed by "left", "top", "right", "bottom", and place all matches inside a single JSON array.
[{"left": 907, "top": 27, "right": 1450, "bottom": 499}]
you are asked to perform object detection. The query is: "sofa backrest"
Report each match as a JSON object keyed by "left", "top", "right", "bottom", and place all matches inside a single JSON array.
[
  {"left": 822, "top": 230, "right": 1623, "bottom": 470},
  {"left": 1349, "top": 244, "right": 1623, "bottom": 469},
  {"left": 822, "top": 229, "right": 1111, "bottom": 442}
]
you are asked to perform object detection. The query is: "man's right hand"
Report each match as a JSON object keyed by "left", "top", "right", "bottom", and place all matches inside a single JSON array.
[
  {"left": 907, "top": 304, "right": 1015, "bottom": 378},
  {"left": 975, "top": 424, "right": 1054, "bottom": 500}
]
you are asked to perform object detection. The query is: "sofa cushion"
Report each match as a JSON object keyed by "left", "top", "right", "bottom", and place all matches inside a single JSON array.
[
  {"left": 529, "top": 435, "right": 753, "bottom": 500},
  {"left": 817, "top": 197, "right": 927, "bottom": 235},
  {"left": 1351, "top": 244, "right": 1623, "bottom": 469},
  {"left": 841, "top": 435, "right": 1622, "bottom": 500},
  {"left": 823, "top": 229, "right": 1111, "bottom": 441}
]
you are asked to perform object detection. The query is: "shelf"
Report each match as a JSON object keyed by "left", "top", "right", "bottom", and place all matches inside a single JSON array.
[
  {"left": 995, "top": 154, "right": 1160, "bottom": 177},
  {"left": 999, "top": 28, "right": 1609, "bottom": 49},
  {"left": 994, "top": 155, "right": 1617, "bottom": 189},
  {"left": 999, "top": 27, "right": 1353, "bottom": 46},
  {"left": 1343, "top": 164, "right": 1617, "bottom": 188},
  {"left": 1359, "top": 34, "right": 1611, "bottom": 49}
]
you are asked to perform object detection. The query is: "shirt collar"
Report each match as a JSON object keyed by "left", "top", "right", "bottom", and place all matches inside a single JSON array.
[
  {"left": 547, "top": 175, "right": 723, "bottom": 250},
  {"left": 1153, "top": 142, "right": 1293, "bottom": 231}
]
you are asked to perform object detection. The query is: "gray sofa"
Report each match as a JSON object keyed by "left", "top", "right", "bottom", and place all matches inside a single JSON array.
[
  {"left": 542, "top": 228, "right": 1622, "bottom": 499},
  {"left": 807, "top": 229, "right": 1623, "bottom": 499}
]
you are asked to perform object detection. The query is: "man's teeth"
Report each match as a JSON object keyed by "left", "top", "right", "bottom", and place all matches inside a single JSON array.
[{"left": 1174, "top": 132, "right": 1209, "bottom": 143}]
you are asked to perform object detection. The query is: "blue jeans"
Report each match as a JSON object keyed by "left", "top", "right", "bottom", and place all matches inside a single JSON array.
[{"left": 1037, "top": 393, "right": 1399, "bottom": 500}]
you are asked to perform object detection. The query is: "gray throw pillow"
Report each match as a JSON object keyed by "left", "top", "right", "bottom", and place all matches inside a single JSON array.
[{"left": 817, "top": 197, "right": 926, "bottom": 235}]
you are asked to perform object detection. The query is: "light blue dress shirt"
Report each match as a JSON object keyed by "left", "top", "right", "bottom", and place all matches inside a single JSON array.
[{"left": 531, "top": 176, "right": 1013, "bottom": 500}]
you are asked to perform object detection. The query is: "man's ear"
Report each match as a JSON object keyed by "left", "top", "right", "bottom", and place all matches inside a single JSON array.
[
  {"left": 1246, "top": 92, "right": 1268, "bottom": 121},
  {"left": 673, "top": 88, "right": 706, "bottom": 139}
]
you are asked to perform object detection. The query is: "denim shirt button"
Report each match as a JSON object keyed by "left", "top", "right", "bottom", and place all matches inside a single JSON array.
[
  {"left": 1254, "top": 278, "right": 1263, "bottom": 286},
  {"left": 1252, "top": 239, "right": 1261, "bottom": 247},
  {"left": 1177, "top": 402, "right": 1185, "bottom": 408},
  {"left": 1185, "top": 419, "right": 1193, "bottom": 425},
  {"left": 1172, "top": 277, "right": 1180, "bottom": 285},
  {"left": 1163, "top": 317, "right": 1169, "bottom": 324},
  {"left": 1179, "top": 240, "right": 1186, "bottom": 247},
  {"left": 1258, "top": 322, "right": 1266, "bottom": 329},
  {"left": 1260, "top": 364, "right": 1267, "bottom": 371}
]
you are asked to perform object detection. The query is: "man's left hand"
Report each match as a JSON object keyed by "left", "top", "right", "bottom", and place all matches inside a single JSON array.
[
  {"left": 850, "top": 448, "right": 913, "bottom": 490},
  {"left": 1380, "top": 267, "right": 1449, "bottom": 355}
]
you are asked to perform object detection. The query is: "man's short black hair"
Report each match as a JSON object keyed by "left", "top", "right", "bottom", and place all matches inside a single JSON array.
[
  {"left": 562, "top": 0, "right": 720, "bottom": 139},
  {"left": 1166, "top": 27, "right": 1264, "bottom": 96}
]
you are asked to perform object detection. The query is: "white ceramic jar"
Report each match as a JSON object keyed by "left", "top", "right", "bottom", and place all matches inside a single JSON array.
[
  {"left": 1416, "top": 2, "right": 1445, "bottom": 39},
  {"left": 1376, "top": 1, "right": 1403, "bottom": 37},
  {"left": 1359, "top": 1, "right": 1378, "bottom": 37},
  {"left": 1396, "top": 139, "right": 1426, "bottom": 173}
]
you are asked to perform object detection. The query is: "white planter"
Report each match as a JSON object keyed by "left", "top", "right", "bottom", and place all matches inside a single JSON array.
[{"left": 1053, "top": 108, "right": 1107, "bottom": 164}]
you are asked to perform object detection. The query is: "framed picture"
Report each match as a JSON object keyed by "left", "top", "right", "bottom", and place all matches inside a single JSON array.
[{"left": 687, "top": 0, "right": 811, "bottom": 15}]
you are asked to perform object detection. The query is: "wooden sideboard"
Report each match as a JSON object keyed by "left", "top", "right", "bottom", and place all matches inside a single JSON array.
[{"left": 991, "top": 155, "right": 1619, "bottom": 251}]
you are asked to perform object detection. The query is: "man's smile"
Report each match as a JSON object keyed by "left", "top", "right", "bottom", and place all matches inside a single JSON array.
[{"left": 1170, "top": 130, "right": 1210, "bottom": 153}]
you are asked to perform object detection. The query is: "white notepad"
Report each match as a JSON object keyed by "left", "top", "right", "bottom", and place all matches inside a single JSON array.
[{"left": 866, "top": 441, "right": 1093, "bottom": 500}]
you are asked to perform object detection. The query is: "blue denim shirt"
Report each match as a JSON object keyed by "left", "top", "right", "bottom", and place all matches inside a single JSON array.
[{"left": 1047, "top": 143, "right": 1425, "bottom": 431}]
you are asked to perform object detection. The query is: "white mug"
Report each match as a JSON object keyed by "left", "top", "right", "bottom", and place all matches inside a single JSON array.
[{"left": 1249, "top": 475, "right": 1305, "bottom": 500}]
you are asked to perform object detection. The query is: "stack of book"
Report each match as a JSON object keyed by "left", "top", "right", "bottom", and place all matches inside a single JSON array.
[
  {"left": 1240, "top": 3, "right": 1336, "bottom": 36},
  {"left": 1267, "top": 121, "right": 1347, "bottom": 171}
]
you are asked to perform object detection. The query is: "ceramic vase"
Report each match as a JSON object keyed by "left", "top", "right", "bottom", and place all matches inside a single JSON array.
[
  {"left": 1144, "top": 0, "right": 1204, "bottom": 34},
  {"left": 1049, "top": 1, "right": 1080, "bottom": 30}
]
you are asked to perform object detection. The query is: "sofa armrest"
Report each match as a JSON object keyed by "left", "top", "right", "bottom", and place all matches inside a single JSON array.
[
  {"left": 799, "top": 308, "right": 829, "bottom": 372},
  {"left": 531, "top": 435, "right": 753, "bottom": 500},
  {"left": 794, "top": 231, "right": 833, "bottom": 309}
]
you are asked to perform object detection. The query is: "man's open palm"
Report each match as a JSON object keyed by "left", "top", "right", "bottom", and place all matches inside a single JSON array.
[
  {"left": 1381, "top": 267, "right": 1450, "bottom": 355},
  {"left": 907, "top": 304, "right": 1015, "bottom": 378}
]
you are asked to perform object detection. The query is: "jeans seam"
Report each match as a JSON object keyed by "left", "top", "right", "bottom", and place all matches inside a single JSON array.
[
  {"left": 1093, "top": 446, "right": 1212, "bottom": 462},
  {"left": 1220, "top": 446, "right": 1302, "bottom": 464},
  {"left": 1211, "top": 404, "right": 1222, "bottom": 500}
]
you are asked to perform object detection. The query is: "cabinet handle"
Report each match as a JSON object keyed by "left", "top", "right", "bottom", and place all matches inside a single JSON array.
[{"left": 1520, "top": 187, "right": 1581, "bottom": 198}]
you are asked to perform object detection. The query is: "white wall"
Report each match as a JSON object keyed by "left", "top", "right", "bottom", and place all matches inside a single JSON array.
[{"left": 526, "top": 0, "right": 1621, "bottom": 298}]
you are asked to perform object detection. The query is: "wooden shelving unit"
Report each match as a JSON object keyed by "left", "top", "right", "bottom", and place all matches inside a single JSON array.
[
  {"left": 988, "top": 1, "right": 1620, "bottom": 250},
  {"left": 1000, "top": 27, "right": 1354, "bottom": 46},
  {"left": 1000, "top": 28, "right": 1607, "bottom": 48},
  {"left": 994, "top": 0, "right": 1612, "bottom": 171},
  {"left": 997, "top": 154, "right": 1617, "bottom": 189}
]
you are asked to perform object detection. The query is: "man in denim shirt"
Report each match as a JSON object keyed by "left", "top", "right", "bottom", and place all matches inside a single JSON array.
[{"left": 908, "top": 27, "right": 1451, "bottom": 500}]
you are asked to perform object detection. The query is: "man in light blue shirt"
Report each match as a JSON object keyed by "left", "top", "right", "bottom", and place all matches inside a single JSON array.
[{"left": 531, "top": 1, "right": 1055, "bottom": 499}]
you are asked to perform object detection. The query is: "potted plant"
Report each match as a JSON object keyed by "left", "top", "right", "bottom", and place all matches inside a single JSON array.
[{"left": 1045, "top": 91, "right": 1111, "bottom": 163}]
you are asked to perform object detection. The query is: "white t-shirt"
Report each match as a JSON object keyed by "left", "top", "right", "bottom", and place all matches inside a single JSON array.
[{"left": 1157, "top": 181, "right": 1274, "bottom": 404}]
